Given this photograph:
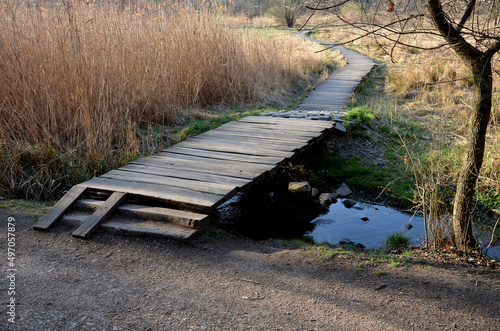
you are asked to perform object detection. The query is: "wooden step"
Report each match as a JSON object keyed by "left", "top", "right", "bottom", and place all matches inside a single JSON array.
[
  {"left": 61, "top": 212, "right": 197, "bottom": 241},
  {"left": 73, "top": 199, "right": 210, "bottom": 229}
]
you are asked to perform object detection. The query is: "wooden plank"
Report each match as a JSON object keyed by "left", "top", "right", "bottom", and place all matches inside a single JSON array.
[
  {"left": 73, "top": 199, "right": 210, "bottom": 229},
  {"left": 142, "top": 153, "right": 275, "bottom": 177},
  {"left": 104, "top": 219, "right": 197, "bottom": 241},
  {"left": 78, "top": 177, "right": 226, "bottom": 212},
  {"left": 121, "top": 163, "right": 253, "bottom": 187},
  {"left": 228, "top": 121, "right": 328, "bottom": 134},
  {"left": 298, "top": 105, "right": 347, "bottom": 110},
  {"left": 219, "top": 122, "right": 322, "bottom": 137},
  {"left": 176, "top": 140, "right": 294, "bottom": 158},
  {"left": 211, "top": 127, "right": 312, "bottom": 143},
  {"left": 132, "top": 158, "right": 265, "bottom": 180},
  {"left": 72, "top": 191, "right": 128, "bottom": 238},
  {"left": 234, "top": 118, "right": 333, "bottom": 132},
  {"left": 62, "top": 212, "right": 197, "bottom": 241},
  {"left": 188, "top": 135, "right": 311, "bottom": 155},
  {"left": 33, "top": 186, "right": 87, "bottom": 230},
  {"left": 239, "top": 116, "right": 334, "bottom": 129},
  {"left": 220, "top": 121, "right": 323, "bottom": 134},
  {"left": 239, "top": 116, "right": 333, "bottom": 127},
  {"left": 154, "top": 150, "right": 279, "bottom": 169},
  {"left": 164, "top": 146, "right": 283, "bottom": 165},
  {"left": 300, "top": 99, "right": 350, "bottom": 105},
  {"left": 187, "top": 136, "right": 302, "bottom": 153},
  {"left": 101, "top": 169, "right": 237, "bottom": 196},
  {"left": 195, "top": 131, "right": 302, "bottom": 150}
]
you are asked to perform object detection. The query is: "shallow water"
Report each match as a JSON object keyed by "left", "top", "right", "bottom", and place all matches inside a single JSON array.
[
  {"left": 308, "top": 199, "right": 500, "bottom": 259},
  {"left": 308, "top": 199, "right": 425, "bottom": 249}
]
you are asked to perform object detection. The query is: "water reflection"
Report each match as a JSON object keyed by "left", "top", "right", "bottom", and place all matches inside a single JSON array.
[
  {"left": 308, "top": 199, "right": 500, "bottom": 259},
  {"left": 308, "top": 199, "right": 425, "bottom": 249}
]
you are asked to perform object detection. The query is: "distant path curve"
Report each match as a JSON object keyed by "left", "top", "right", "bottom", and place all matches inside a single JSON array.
[{"left": 262, "top": 30, "right": 376, "bottom": 120}]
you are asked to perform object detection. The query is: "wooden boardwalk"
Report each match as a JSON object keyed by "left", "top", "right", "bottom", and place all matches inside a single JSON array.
[
  {"left": 295, "top": 31, "right": 375, "bottom": 113},
  {"left": 33, "top": 34, "right": 375, "bottom": 241}
]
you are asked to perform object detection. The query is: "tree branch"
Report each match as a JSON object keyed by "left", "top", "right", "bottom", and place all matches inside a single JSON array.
[
  {"left": 305, "top": 0, "right": 350, "bottom": 11},
  {"left": 427, "top": 0, "right": 479, "bottom": 58},
  {"left": 456, "top": 0, "right": 476, "bottom": 33},
  {"left": 485, "top": 40, "right": 500, "bottom": 57}
]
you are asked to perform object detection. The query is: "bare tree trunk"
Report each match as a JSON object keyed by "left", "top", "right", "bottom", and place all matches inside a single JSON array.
[{"left": 452, "top": 56, "right": 492, "bottom": 250}]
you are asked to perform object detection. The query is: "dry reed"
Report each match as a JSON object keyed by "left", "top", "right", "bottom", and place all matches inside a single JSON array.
[{"left": 0, "top": 1, "right": 335, "bottom": 199}]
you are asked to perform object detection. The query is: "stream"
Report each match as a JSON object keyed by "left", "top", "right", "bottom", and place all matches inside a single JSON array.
[
  {"left": 219, "top": 193, "right": 500, "bottom": 259},
  {"left": 308, "top": 199, "right": 500, "bottom": 259}
]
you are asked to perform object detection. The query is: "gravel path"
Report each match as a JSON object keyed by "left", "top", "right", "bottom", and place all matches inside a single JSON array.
[{"left": 1, "top": 209, "right": 499, "bottom": 330}]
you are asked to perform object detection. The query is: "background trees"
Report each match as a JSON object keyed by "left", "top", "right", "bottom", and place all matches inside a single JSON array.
[{"left": 268, "top": 0, "right": 308, "bottom": 27}]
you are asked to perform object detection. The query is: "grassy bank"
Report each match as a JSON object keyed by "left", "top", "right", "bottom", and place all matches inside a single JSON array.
[
  {"left": 308, "top": 28, "right": 500, "bottom": 242},
  {"left": 0, "top": 1, "right": 337, "bottom": 200}
]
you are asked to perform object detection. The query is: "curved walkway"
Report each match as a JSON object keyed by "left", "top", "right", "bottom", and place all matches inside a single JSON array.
[{"left": 262, "top": 31, "right": 376, "bottom": 120}]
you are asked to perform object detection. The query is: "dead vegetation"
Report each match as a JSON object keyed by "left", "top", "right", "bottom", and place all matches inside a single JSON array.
[{"left": 0, "top": 1, "right": 335, "bottom": 200}]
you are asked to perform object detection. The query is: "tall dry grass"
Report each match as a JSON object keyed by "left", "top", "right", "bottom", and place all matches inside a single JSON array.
[
  {"left": 225, "top": 14, "right": 279, "bottom": 27},
  {"left": 0, "top": 1, "right": 335, "bottom": 200}
]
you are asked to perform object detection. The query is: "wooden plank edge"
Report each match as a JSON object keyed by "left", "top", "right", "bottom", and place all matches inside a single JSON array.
[
  {"left": 62, "top": 213, "right": 197, "bottom": 241},
  {"left": 33, "top": 186, "right": 87, "bottom": 230},
  {"left": 78, "top": 177, "right": 225, "bottom": 213},
  {"left": 72, "top": 192, "right": 128, "bottom": 238},
  {"left": 73, "top": 199, "right": 211, "bottom": 229},
  {"left": 163, "top": 147, "right": 283, "bottom": 165}
]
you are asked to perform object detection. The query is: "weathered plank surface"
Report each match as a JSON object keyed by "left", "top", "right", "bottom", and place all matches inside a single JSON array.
[
  {"left": 101, "top": 169, "right": 237, "bottom": 196},
  {"left": 73, "top": 199, "right": 210, "bottom": 229},
  {"left": 120, "top": 163, "right": 253, "bottom": 186},
  {"left": 212, "top": 126, "right": 311, "bottom": 143},
  {"left": 71, "top": 116, "right": 333, "bottom": 214},
  {"left": 62, "top": 212, "right": 197, "bottom": 241},
  {"left": 165, "top": 147, "right": 283, "bottom": 165},
  {"left": 33, "top": 186, "right": 87, "bottom": 230},
  {"left": 78, "top": 177, "right": 225, "bottom": 213},
  {"left": 72, "top": 191, "right": 128, "bottom": 238}
]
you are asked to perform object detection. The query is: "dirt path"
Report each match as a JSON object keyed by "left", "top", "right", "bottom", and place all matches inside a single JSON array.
[{"left": 1, "top": 208, "right": 499, "bottom": 330}]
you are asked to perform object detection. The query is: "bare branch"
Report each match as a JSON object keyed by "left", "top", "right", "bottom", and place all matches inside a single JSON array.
[
  {"left": 485, "top": 40, "right": 500, "bottom": 57},
  {"left": 299, "top": 0, "right": 323, "bottom": 31},
  {"left": 456, "top": 0, "right": 476, "bottom": 33},
  {"left": 305, "top": 0, "right": 350, "bottom": 11},
  {"left": 427, "top": 0, "right": 480, "bottom": 58}
]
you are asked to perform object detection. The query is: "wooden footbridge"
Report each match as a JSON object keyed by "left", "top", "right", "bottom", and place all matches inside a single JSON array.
[{"left": 33, "top": 33, "right": 375, "bottom": 241}]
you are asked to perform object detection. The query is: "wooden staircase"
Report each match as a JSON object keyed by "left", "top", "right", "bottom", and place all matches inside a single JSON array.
[{"left": 33, "top": 186, "right": 212, "bottom": 241}]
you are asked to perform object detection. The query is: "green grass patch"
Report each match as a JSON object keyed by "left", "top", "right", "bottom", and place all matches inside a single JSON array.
[
  {"left": 0, "top": 199, "right": 52, "bottom": 218},
  {"left": 314, "top": 151, "right": 414, "bottom": 201},
  {"left": 476, "top": 189, "right": 500, "bottom": 210},
  {"left": 384, "top": 232, "right": 411, "bottom": 251},
  {"left": 345, "top": 106, "right": 374, "bottom": 123}
]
